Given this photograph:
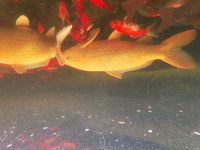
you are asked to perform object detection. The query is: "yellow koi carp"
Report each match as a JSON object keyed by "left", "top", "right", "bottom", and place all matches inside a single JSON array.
[
  {"left": 0, "top": 15, "right": 72, "bottom": 74},
  {"left": 63, "top": 29, "right": 196, "bottom": 79}
]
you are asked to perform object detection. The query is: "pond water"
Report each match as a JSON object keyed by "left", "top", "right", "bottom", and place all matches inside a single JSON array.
[{"left": 0, "top": 0, "right": 199, "bottom": 150}]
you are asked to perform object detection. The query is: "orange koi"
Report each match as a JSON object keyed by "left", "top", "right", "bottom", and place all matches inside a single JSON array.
[
  {"left": 90, "top": 0, "right": 116, "bottom": 13},
  {"left": 59, "top": 1, "right": 70, "bottom": 24},
  {"left": 63, "top": 29, "right": 196, "bottom": 79},
  {"left": 0, "top": 15, "right": 72, "bottom": 74},
  {"left": 110, "top": 20, "right": 158, "bottom": 38}
]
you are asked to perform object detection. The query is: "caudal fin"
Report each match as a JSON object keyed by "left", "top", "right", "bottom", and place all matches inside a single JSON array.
[
  {"left": 161, "top": 30, "right": 196, "bottom": 69},
  {"left": 157, "top": 8, "right": 174, "bottom": 33}
]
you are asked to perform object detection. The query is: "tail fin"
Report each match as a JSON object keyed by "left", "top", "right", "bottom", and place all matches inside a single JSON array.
[
  {"left": 161, "top": 30, "right": 196, "bottom": 69},
  {"left": 157, "top": 8, "right": 174, "bottom": 32}
]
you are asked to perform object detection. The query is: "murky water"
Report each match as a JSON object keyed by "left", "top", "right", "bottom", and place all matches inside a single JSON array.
[{"left": 0, "top": 0, "right": 199, "bottom": 150}]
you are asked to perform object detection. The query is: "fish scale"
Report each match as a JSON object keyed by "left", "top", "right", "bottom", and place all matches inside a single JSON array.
[
  {"left": 63, "top": 29, "right": 196, "bottom": 79},
  {"left": 0, "top": 27, "right": 55, "bottom": 64},
  {"left": 0, "top": 15, "right": 72, "bottom": 74},
  {"left": 157, "top": 0, "right": 200, "bottom": 32},
  {"left": 173, "top": 0, "right": 200, "bottom": 22},
  {"left": 67, "top": 40, "right": 161, "bottom": 71}
]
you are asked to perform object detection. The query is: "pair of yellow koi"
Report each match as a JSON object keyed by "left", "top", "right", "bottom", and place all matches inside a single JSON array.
[{"left": 0, "top": 15, "right": 196, "bottom": 79}]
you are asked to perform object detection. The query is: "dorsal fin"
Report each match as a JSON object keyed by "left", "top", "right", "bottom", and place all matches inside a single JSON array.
[
  {"left": 56, "top": 25, "right": 72, "bottom": 49},
  {"left": 107, "top": 30, "right": 122, "bottom": 41},
  {"left": 15, "top": 15, "right": 30, "bottom": 27},
  {"left": 81, "top": 28, "right": 100, "bottom": 48},
  {"left": 45, "top": 27, "right": 55, "bottom": 38}
]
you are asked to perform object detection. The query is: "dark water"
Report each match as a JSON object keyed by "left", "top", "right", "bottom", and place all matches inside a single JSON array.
[
  {"left": 0, "top": 67, "right": 199, "bottom": 150},
  {"left": 0, "top": 0, "right": 199, "bottom": 150}
]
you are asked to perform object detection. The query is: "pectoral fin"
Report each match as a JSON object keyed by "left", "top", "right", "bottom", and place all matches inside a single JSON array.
[
  {"left": 56, "top": 25, "right": 72, "bottom": 66},
  {"left": 56, "top": 48, "right": 66, "bottom": 66},
  {"left": 56, "top": 25, "right": 72, "bottom": 49},
  {"left": 81, "top": 28, "right": 100, "bottom": 48},
  {"left": 12, "top": 59, "right": 50, "bottom": 74},
  {"left": 15, "top": 15, "right": 30, "bottom": 27},
  {"left": 105, "top": 61, "right": 154, "bottom": 79},
  {"left": 107, "top": 30, "right": 122, "bottom": 41},
  {"left": 105, "top": 71, "right": 123, "bottom": 79}
]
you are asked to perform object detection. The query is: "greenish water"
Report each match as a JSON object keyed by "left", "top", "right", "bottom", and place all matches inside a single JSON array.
[{"left": 0, "top": 0, "right": 199, "bottom": 149}]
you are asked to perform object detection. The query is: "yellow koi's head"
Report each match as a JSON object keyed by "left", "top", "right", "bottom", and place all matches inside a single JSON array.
[{"left": 62, "top": 45, "right": 84, "bottom": 69}]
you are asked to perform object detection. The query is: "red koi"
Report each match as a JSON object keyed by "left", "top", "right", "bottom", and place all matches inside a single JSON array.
[
  {"left": 38, "top": 142, "right": 60, "bottom": 150},
  {"left": 70, "top": 21, "right": 93, "bottom": 41},
  {"left": 0, "top": 74, "right": 5, "bottom": 78},
  {"left": 84, "top": 147, "right": 93, "bottom": 150},
  {"left": 18, "top": 135, "right": 26, "bottom": 142},
  {"left": 110, "top": 20, "right": 158, "bottom": 38},
  {"left": 70, "top": 24, "right": 82, "bottom": 41},
  {"left": 49, "top": 126, "right": 59, "bottom": 131},
  {"left": 90, "top": 0, "right": 116, "bottom": 13},
  {"left": 41, "top": 58, "right": 58, "bottom": 71},
  {"left": 14, "top": 0, "right": 19, "bottom": 3},
  {"left": 81, "top": 13, "right": 93, "bottom": 37},
  {"left": 76, "top": 0, "right": 83, "bottom": 17},
  {"left": 37, "top": 21, "right": 45, "bottom": 33},
  {"left": 26, "top": 142, "right": 60, "bottom": 150},
  {"left": 69, "top": 12, "right": 93, "bottom": 42},
  {"left": 58, "top": 142, "right": 76, "bottom": 149},
  {"left": 59, "top": 1, "right": 70, "bottom": 24}
]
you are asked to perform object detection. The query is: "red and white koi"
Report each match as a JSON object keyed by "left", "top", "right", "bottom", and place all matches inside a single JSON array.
[{"left": 110, "top": 20, "right": 158, "bottom": 38}]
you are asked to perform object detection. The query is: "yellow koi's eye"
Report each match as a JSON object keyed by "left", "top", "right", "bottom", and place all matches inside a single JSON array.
[{"left": 66, "top": 57, "right": 70, "bottom": 61}]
